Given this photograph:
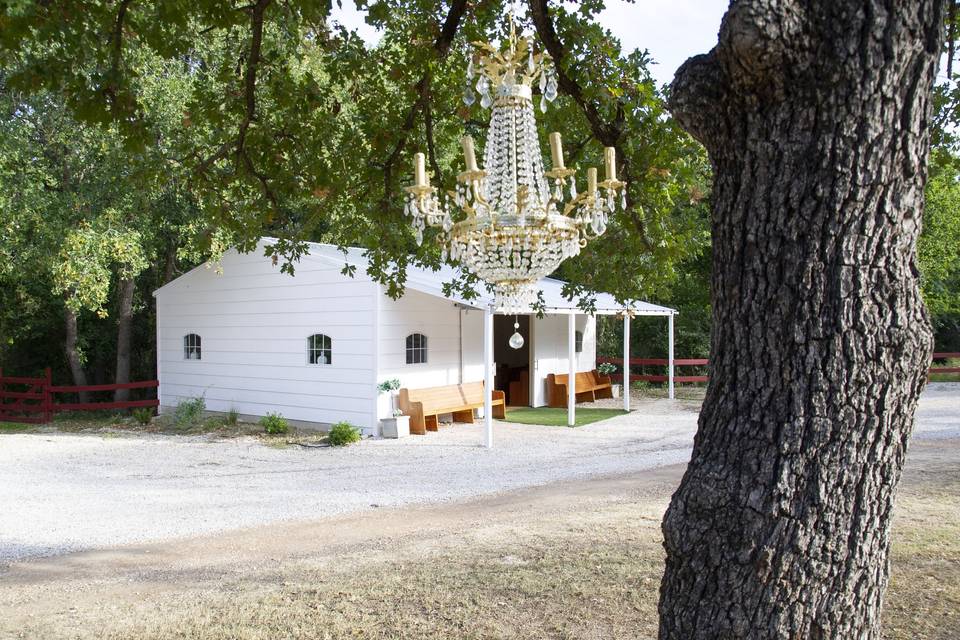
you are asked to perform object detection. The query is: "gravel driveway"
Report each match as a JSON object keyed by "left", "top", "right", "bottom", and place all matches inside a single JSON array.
[{"left": 1, "top": 384, "right": 956, "bottom": 565}]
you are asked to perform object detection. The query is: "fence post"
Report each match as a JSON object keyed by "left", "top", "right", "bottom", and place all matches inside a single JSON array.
[{"left": 44, "top": 367, "right": 52, "bottom": 423}]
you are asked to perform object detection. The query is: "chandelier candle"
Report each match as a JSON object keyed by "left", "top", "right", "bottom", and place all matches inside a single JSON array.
[
  {"left": 462, "top": 136, "right": 479, "bottom": 172},
  {"left": 414, "top": 152, "right": 428, "bottom": 187},
  {"left": 549, "top": 132, "right": 565, "bottom": 170},
  {"left": 404, "top": 16, "right": 627, "bottom": 312},
  {"left": 604, "top": 147, "right": 616, "bottom": 182}
]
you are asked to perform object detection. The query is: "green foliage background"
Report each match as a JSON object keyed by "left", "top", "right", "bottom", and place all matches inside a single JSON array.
[{"left": 0, "top": 1, "right": 956, "bottom": 385}]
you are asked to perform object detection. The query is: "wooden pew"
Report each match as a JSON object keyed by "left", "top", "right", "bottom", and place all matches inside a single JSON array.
[
  {"left": 398, "top": 381, "right": 506, "bottom": 435},
  {"left": 545, "top": 370, "right": 614, "bottom": 408}
]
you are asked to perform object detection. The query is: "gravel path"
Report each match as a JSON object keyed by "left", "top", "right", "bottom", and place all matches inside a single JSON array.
[{"left": 1, "top": 384, "right": 956, "bottom": 565}]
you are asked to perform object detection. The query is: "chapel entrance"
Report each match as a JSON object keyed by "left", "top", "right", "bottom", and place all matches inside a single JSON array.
[{"left": 493, "top": 314, "right": 532, "bottom": 407}]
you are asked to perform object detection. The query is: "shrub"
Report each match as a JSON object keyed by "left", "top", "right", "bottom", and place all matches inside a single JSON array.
[
  {"left": 132, "top": 407, "right": 154, "bottom": 425},
  {"left": 174, "top": 397, "right": 206, "bottom": 426},
  {"left": 225, "top": 407, "right": 240, "bottom": 426},
  {"left": 328, "top": 421, "right": 361, "bottom": 446},
  {"left": 260, "top": 412, "right": 288, "bottom": 434}
]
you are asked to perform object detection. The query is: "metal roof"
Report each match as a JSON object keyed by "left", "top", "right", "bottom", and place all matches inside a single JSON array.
[{"left": 294, "top": 240, "right": 676, "bottom": 317}]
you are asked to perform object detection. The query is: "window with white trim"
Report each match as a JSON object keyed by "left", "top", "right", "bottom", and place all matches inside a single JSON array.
[
  {"left": 405, "top": 333, "right": 428, "bottom": 364},
  {"left": 184, "top": 334, "right": 202, "bottom": 360},
  {"left": 308, "top": 333, "right": 332, "bottom": 365},
  {"left": 575, "top": 330, "right": 584, "bottom": 354}
]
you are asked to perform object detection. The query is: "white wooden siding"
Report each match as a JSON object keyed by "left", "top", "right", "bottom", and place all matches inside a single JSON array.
[
  {"left": 531, "top": 314, "right": 596, "bottom": 407},
  {"left": 376, "top": 288, "right": 478, "bottom": 397},
  {"left": 156, "top": 249, "right": 378, "bottom": 431}
]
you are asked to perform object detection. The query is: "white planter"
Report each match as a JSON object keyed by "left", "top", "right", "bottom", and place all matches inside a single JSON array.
[
  {"left": 381, "top": 416, "right": 410, "bottom": 439},
  {"left": 611, "top": 384, "right": 622, "bottom": 399}
]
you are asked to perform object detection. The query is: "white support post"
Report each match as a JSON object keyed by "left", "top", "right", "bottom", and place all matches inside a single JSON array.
[
  {"left": 668, "top": 312, "right": 675, "bottom": 400},
  {"left": 483, "top": 305, "right": 494, "bottom": 448},
  {"left": 567, "top": 312, "right": 576, "bottom": 427},
  {"left": 623, "top": 313, "right": 630, "bottom": 412}
]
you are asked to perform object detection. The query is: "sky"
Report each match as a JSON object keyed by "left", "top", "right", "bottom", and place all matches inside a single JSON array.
[{"left": 330, "top": 1, "right": 730, "bottom": 87}]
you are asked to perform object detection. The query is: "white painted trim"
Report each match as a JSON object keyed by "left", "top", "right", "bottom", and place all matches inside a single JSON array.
[
  {"left": 538, "top": 307, "right": 674, "bottom": 316},
  {"left": 668, "top": 313, "right": 675, "bottom": 400},
  {"left": 483, "top": 305, "right": 494, "bottom": 448},
  {"left": 371, "top": 283, "right": 381, "bottom": 435},
  {"left": 156, "top": 304, "right": 163, "bottom": 412},
  {"left": 567, "top": 313, "right": 576, "bottom": 427},
  {"left": 623, "top": 313, "right": 630, "bottom": 412}
]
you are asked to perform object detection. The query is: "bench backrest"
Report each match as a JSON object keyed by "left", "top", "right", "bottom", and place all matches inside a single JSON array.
[
  {"left": 402, "top": 381, "right": 487, "bottom": 413},
  {"left": 551, "top": 370, "right": 604, "bottom": 389}
]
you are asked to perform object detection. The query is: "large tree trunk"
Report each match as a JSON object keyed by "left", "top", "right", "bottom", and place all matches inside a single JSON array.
[
  {"left": 659, "top": 2, "right": 943, "bottom": 638},
  {"left": 63, "top": 305, "right": 89, "bottom": 405},
  {"left": 114, "top": 277, "right": 135, "bottom": 402}
]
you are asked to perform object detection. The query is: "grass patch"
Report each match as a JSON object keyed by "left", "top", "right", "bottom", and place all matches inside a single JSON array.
[
  {"left": 929, "top": 359, "right": 960, "bottom": 383},
  {"left": 504, "top": 407, "right": 627, "bottom": 427},
  {"left": 0, "top": 422, "right": 35, "bottom": 433},
  {"left": 929, "top": 373, "right": 960, "bottom": 382}
]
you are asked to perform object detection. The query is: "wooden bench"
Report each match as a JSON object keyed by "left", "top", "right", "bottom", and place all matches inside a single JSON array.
[
  {"left": 398, "top": 381, "right": 505, "bottom": 435},
  {"left": 546, "top": 370, "right": 613, "bottom": 408}
]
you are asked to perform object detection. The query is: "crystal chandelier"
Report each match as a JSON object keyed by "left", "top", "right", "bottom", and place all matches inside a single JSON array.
[{"left": 404, "top": 17, "right": 627, "bottom": 313}]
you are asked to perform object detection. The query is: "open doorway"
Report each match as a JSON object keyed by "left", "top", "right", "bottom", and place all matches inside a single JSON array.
[{"left": 493, "top": 314, "right": 531, "bottom": 407}]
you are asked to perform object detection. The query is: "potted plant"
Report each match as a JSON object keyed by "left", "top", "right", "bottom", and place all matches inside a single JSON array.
[
  {"left": 377, "top": 379, "right": 406, "bottom": 437},
  {"left": 381, "top": 408, "right": 410, "bottom": 439},
  {"left": 597, "top": 362, "right": 620, "bottom": 398}
]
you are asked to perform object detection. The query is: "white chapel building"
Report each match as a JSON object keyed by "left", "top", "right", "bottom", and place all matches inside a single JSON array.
[{"left": 153, "top": 239, "right": 676, "bottom": 435}]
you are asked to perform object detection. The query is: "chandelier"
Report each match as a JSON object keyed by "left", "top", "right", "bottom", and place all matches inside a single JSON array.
[{"left": 404, "top": 18, "right": 627, "bottom": 313}]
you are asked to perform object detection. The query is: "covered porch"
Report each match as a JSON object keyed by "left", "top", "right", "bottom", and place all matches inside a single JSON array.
[{"left": 476, "top": 286, "right": 677, "bottom": 448}]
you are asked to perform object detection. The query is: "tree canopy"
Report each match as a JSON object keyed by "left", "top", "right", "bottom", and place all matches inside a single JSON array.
[{"left": 0, "top": 1, "right": 710, "bottom": 298}]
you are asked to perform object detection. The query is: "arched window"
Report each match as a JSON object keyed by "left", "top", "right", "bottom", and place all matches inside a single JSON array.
[
  {"left": 308, "top": 334, "right": 332, "bottom": 365},
  {"left": 575, "top": 330, "right": 584, "bottom": 354},
  {"left": 405, "top": 333, "right": 428, "bottom": 364},
  {"left": 184, "top": 334, "right": 202, "bottom": 360}
]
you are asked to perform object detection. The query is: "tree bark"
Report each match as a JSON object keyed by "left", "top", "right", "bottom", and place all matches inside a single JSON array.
[
  {"left": 63, "top": 305, "right": 89, "bottom": 405},
  {"left": 114, "top": 277, "right": 135, "bottom": 402},
  {"left": 659, "top": 2, "right": 943, "bottom": 638},
  {"left": 162, "top": 243, "right": 177, "bottom": 285}
]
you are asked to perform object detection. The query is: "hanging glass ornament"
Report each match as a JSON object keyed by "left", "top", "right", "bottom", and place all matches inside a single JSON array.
[
  {"left": 545, "top": 76, "right": 558, "bottom": 102},
  {"left": 509, "top": 317, "right": 525, "bottom": 349}
]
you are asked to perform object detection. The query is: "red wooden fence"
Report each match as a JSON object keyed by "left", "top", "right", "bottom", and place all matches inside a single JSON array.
[
  {"left": 931, "top": 352, "right": 960, "bottom": 375},
  {"left": 598, "top": 352, "right": 960, "bottom": 386},
  {"left": 0, "top": 368, "right": 158, "bottom": 424},
  {"left": 0, "top": 368, "right": 52, "bottom": 424},
  {"left": 597, "top": 357, "right": 709, "bottom": 384}
]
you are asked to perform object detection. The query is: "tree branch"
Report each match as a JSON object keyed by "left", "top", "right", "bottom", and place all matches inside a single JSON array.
[
  {"left": 424, "top": 96, "right": 443, "bottom": 188},
  {"left": 668, "top": 52, "right": 727, "bottom": 149},
  {"left": 379, "top": 0, "right": 469, "bottom": 211},
  {"left": 529, "top": 0, "right": 617, "bottom": 144},
  {"left": 528, "top": 0, "right": 650, "bottom": 244},
  {"left": 194, "top": 0, "right": 279, "bottom": 207},
  {"left": 104, "top": 0, "right": 135, "bottom": 108}
]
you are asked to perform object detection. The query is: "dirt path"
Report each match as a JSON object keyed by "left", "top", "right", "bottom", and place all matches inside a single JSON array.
[{"left": 1, "top": 438, "right": 958, "bottom": 640}]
